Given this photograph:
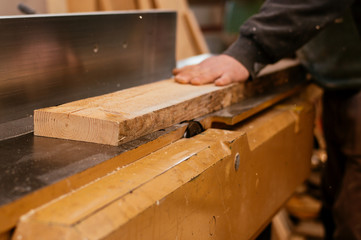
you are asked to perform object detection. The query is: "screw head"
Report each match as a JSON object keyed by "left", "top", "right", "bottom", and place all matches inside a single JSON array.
[{"left": 234, "top": 153, "right": 240, "bottom": 171}]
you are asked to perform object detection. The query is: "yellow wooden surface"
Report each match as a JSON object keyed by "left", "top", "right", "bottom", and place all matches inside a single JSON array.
[
  {"left": 15, "top": 97, "right": 314, "bottom": 240},
  {"left": 0, "top": 232, "right": 10, "bottom": 240},
  {"left": 0, "top": 125, "right": 186, "bottom": 237},
  {"left": 34, "top": 80, "right": 245, "bottom": 146}
]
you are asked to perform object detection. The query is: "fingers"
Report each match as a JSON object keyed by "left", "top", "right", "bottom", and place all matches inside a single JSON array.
[
  {"left": 173, "top": 55, "right": 250, "bottom": 86},
  {"left": 172, "top": 68, "right": 181, "bottom": 75},
  {"left": 215, "top": 71, "right": 249, "bottom": 86},
  {"left": 189, "top": 71, "right": 221, "bottom": 85},
  {"left": 175, "top": 72, "right": 221, "bottom": 85},
  {"left": 173, "top": 65, "right": 198, "bottom": 84},
  {"left": 173, "top": 64, "right": 220, "bottom": 85},
  {"left": 172, "top": 65, "right": 194, "bottom": 76},
  {"left": 175, "top": 73, "right": 219, "bottom": 85},
  {"left": 214, "top": 75, "right": 233, "bottom": 86},
  {"left": 174, "top": 73, "right": 192, "bottom": 84}
]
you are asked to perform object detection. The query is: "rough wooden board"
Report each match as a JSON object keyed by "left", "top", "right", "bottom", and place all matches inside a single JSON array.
[
  {"left": 15, "top": 98, "right": 314, "bottom": 240},
  {"left": 34, "top": 79, "right": 245, "bottom": 146}
]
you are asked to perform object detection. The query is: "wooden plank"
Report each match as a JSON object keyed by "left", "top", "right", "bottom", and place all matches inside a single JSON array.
[
  {"left": 34, "top": 79, "right": 245, "bottom": 146},
  {"left": 98, "top": 0, "right": 137, "bottom": 11},
  {"left": 153, "top": 0, "right": 189, "bottom": 11},
  {"left": 185, "top": 10, "right": 210, "bottom": 53},
  {"left": 97, "top": 0, "right": 112, "bottom": 11},
  {"left": 47, "top": 0, "right": 97, "bottom": 13},
  {"left": 111, "top": 0, "right": 137, "bottom": 10},
  {"left": 154, "top": 0, "right": 209, "bottom": 60},
  {"left": 46, "top": 0, "right": 68, "bottom": 13},
  {"left": 67, "top": 0, "right": 97, "bottom": 12},
  {"left": 136, "top": 0, "right": 155, "bottom": 9},
  {"left": 14, "top": 98, "right": 314, "bottom": 240},
  {"left": 176, "top": 13, "right": 200, "bottom": 60}
]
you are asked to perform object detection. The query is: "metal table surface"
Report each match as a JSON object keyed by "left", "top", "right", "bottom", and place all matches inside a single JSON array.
[{"left": 0, "top": 133, "right": 120, "bottom": 206}]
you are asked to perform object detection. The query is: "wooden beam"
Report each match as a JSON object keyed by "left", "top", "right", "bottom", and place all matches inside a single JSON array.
[
  {"left": 47, "top": 0, "right": 98, "bottom": 13},
  {"left": 153, "top": 0, "right": 209, "bottom": 60},
  {"left": 46, "top": 0, "right": 68, "bottom": 13},
  {"left": 34, "top": 80, "right": 245, "bottom": 146},
  {"left": 98, "top": 0, "right": 137, "bottom": 11},
  {"left": 136, "top": 0, "right": 155, "bottom": 9},
  {"left": 67, "top": 0, "right": 97, "bottom": 12},
  {"left": 185, "top": 9, "right": 210, "bottom": 54},
  {"left": 97, "top": 0, "right": 112, "bottom": 11},
  {"left": 112, "top": 0, "right": 137, "bottom": 10}
]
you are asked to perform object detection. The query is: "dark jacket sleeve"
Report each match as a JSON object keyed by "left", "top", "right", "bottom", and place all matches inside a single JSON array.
[{"left": 224, "top": 0, "right": 355, "bottom": 78}]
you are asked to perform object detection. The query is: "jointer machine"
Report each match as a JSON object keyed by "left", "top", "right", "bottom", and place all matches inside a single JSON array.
[{"left": 0, "top": 11, "right": 315, "bottom": 240}]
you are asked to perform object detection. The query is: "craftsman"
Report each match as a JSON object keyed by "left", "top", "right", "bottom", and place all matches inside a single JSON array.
[{"left": 173, "top": 0, "right": 361, "bottom": 239}]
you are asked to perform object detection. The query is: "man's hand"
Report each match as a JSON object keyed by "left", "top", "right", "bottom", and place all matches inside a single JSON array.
[{"left": 173, "top": 54, "right": 250, "bottom": 86}]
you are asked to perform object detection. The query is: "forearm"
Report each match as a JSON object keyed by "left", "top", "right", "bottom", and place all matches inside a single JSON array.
[{"left": 224, "top": 0, "right": 355, "bottom": 78}]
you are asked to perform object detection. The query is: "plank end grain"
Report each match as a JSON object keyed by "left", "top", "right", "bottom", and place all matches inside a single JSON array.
[{"left": 34, "top": 108, "right": 121, "bottom": 146}]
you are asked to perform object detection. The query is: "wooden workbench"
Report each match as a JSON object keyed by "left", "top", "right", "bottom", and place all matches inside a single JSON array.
[{"left": 12, "top": 92, "right": 314, "bottom": 240}]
